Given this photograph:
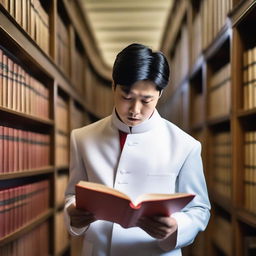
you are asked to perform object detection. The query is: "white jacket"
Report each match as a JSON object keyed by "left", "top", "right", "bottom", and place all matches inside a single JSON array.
[{"left": 64, "top": 109, "right": 210, "bottom": 256}]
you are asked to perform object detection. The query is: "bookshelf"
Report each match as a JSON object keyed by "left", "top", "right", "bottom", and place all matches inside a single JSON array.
[
  {"left": 158, "top": 0, "right": 256, "bottom": 256},
  {"left": 0, "top": 0, "right": 113, "bottom": 255}
]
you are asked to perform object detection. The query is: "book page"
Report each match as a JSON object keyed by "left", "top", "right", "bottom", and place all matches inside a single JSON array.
[
  {"left": 134, "top": 193, "right": 193, "bottom": 207},
  {"left": 77, "top": 181, "right": 131, "bottom": 201}
]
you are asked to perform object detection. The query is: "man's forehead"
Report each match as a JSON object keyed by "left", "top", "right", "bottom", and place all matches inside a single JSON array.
[{"left": 120, "top": 86, "right": 156, "bottom": 98}]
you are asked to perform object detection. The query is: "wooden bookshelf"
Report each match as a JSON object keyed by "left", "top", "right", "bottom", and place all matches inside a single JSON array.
[
  {"left": 0, "top": 0, "right": 113, "bottom": 255},
  {"left": 158, "top": 0, "right": 256, "bottom": 256}
]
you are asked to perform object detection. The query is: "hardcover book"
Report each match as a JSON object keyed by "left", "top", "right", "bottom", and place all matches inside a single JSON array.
[{"left": 75, "top": 181, "right": 195, "bottom": 228}]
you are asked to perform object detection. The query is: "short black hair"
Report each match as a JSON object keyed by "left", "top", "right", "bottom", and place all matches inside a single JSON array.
[{"left": 112, "top": 43, "right": 170, "bottom": 91}]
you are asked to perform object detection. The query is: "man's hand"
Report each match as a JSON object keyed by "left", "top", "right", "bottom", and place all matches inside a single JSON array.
[
  {"left": 67, "top": 204, "right": 95, "bottom": 228},
  {"left": 137, "top": 216, "right": 178, "bottom": 240}
]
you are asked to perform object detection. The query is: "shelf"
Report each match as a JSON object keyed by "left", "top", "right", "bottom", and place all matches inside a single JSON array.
[
  {"left": 237, "top": 108, "right": 256, "bottom": 118},
  {"left": 207, "top": 115, "right": 231, "bottom": 128},
  {"left": 0, "top": 209, "right": 54, "bottom": 247},
  {"left": 0, "top": 107, "right": 54, "bottom": 130},
  {"left": 210, "top": 189, "right": 232, "bottom": 214},
  {"left": 190, "top": 55, "right": 204, "bottom": 80},
  {"left": 0, "top": 7, "right": 86, "bottom": 110},
  {"left": 204, "top": 24, "right": 231, "bottom": 62},
  {"left": 0, "top": 166, "right": 54, "bottom": 180},
  {"left": 230, "top": 0, "right": 256, "bottom": 27},
  {"left": 237, "top": 208, "right": 256, "bottom": 228}
]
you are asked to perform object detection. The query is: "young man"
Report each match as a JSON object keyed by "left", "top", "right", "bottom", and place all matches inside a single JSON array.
[{"left": 64, "top": 43, "right": 210, "bottom": 256}]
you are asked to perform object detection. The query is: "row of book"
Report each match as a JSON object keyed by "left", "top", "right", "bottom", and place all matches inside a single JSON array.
[
  {"left": 200, "top": 0, "right": 234, "bottom": 50},
  {"left": 70, "top": 101, "right": 89, "bottom": 130},
  {"left": 212, "top": 215, "right": 232, "bottom": 255},
  {"left": 0, "top": 126, "right": 50, "bottom": 173},
  {"left": 0, "top": 221, "right": 49, "bottom": 256},
  {"left": 55, "top": 211, "right": 69, "bottom": 255},
  {"left": 56, "top": 94, "right": 69, "bottom": 167},
  {"left": 56, "top": 95, "right": 69, "bottom": 134},
  {"left": 243, "top": 46, "right": 256, "bottom": 110},
  {"left": 244, "top": 131, "right": 256, "bottom": 214},
  {"left": 84, "top": 69, "right": 113, "bottom": 118},
  {"left": 1, "top": 0, "right": 49, "bottom": 54},
  {"left": 57, "top": 15, "right": 70, "bottom": 75},
  {"left": 71, "top": 43, "right": 85, "bottom": 94},
  {"left": 0, "top": 180, "right": 49, "bottom": 238},
  {"left": 212, "top": 132, "right": 232, "bottom": 199},
  {"left": 0, "top": 49, "right": 50, "bottom": 119},
  {"left": 170, "top": 24, "right": 189, "bottom": 91},
  {"left": 55, "top": 174, "right": 68, "bottom": 207},
  {"left": 208, "top": 63, "right": 231, "bottom": 119},
  {"left": 191, "top": 85, "right": 204, "bottom": 128}
]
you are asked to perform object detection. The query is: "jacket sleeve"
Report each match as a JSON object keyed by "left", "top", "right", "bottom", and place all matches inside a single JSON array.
[
  {"left": 158, "top": 141, "right": 211, "bottom": 251},
  {"left": 64, "top": 129, "right": 89, "bottom": 236}
]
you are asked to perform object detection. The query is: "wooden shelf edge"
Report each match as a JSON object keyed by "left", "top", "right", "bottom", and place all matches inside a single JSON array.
[
  {"left": 230, "top": 0, "right": 256, "bottom": 27},
  {"left": 237, "top": 108, "right": 256, "bottom": 118},
  {"left": 206, "top": 115, "right": 231, "bottom": 127},
  {"left": 0, "top": 107, "right": 54, "bottom": 127},
  {"left": 236, "top": 208, "right": 256, "bottom": 228},
  {"left": 209, "top": 189, "right": 232, "bottom": 213},
  {"left": 0, "top": 209, "right": 54, "bottom": 247},
  {"left": 0, "top": 167, "right": 55, "bottom": 180},
  {"left": 203, "top": 24, "right": 231, "bottom": 62},
  {"left": 190, "top": 55, "right": 204, "bottom": 79}
]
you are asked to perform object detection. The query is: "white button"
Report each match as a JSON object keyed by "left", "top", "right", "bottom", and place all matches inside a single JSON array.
[
  {"left": 118, "top": 181, "right": 128, "bottom": 184},
  {"left": 120, "top": 170, "right": 131, "bottom": 174},
  {"left": 127, "top": 141, "right": 138, "bottom": 146}
]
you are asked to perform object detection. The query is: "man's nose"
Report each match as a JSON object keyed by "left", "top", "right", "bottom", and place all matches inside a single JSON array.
[{"left": 130, "top": 100, "right": 141, "bottom": 115}]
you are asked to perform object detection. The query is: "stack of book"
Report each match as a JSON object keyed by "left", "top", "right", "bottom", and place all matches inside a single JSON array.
[
  {"left": 243, "top": 46, "right": 256, "bottom": 110},
  {"left": 0, "top": 126, "right": 50, "bottom": 173},
  {"left": 212, "top": 131, "right": 232, "bottom": 199},
  {"left": 244, "top": 131, "right": 256, "bottom": 214},
  {"left": 0, "top": 49, "right": 49, "bottom": 119},
  {"left": 208, "top": 63, "right": 231, "bottom": 119},
  {"left": 1, "top": 0, "right": 49, "bottom": 54},
  {"left": 56, "top": 94, "right": 69, "bottom": 167},
  {"left": 0, "top": 180, "right": 49, "bottom": 239}
]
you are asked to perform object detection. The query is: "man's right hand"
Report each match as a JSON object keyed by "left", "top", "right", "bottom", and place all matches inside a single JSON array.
[{"left": 67, "top": 204, "right": 96, "bottom": 228}]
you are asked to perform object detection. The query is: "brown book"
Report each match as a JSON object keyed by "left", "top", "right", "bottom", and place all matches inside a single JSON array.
[
  {"left": 0, "top": 126, "right": 3, "bottom": 173},
  {"left": 76, "top": 181, "right": 195, "bottom": 228}
]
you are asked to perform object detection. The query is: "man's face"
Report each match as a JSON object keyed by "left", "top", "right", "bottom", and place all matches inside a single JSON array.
[{"left": 113, "top": 80, "right": 160, "bottom": 126}]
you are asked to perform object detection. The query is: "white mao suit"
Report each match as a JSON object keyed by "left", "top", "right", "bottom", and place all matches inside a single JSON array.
[{"left": 64, "top": 109, "right": 211, "bottom": 256}]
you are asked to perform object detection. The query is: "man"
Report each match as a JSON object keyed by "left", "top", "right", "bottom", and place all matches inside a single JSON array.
[{"left": 64, "top": 43, "right": 210, "bottom": 256}]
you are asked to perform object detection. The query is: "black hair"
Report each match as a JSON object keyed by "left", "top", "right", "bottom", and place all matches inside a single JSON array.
[{"left": 112, "top": 43, "right": 170, "bottom": 91}]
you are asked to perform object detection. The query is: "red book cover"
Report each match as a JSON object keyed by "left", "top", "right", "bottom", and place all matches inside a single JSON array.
[
  {"left": 0, "top": 190, "right": 5, "bottom": 238},
  {"left": 3, "top": 126, "right": 8, "bottom": 173},
  {"left": 76, "top": 181, "right": 195, "bottom": 228},
  {"left": 13, "top": 128, "right": 18, "bottom": 172},
  {"left": 0, "top": 126, "right": 3, "bottom": 173},
  {"left": 18, "top": 129, "right": 23, "bottom": 171},
  {"left": 7, "top": 58, "right": 13, "bottom": 109},
  {"left": 8, "top": 127, "right": 14, "bottom": 173},
  {"left": 2, "top": 54, "right": 7, "bottom": 107},
  {"left": 12, "top": 63, "right": 18, "bottom": 111},
  {"left": 0, "top": 49, "right": 3, "bottom": 107}
]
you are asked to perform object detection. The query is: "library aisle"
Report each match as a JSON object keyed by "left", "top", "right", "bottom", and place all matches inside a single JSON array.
[{"left": 0, "top": 0, "right": 256, "bottom": 256}]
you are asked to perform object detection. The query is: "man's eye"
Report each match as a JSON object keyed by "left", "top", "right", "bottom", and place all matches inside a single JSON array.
[
  {"left": 122, "top": 96, "right": 132, "bottom": 100},
  {"left": 142, "top": 100, "right": 151, "bottom": 104}
]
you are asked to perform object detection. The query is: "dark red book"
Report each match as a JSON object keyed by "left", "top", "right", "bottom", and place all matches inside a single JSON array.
[{"left": 76, "top": 181, "right": 195, "bottom": 228}]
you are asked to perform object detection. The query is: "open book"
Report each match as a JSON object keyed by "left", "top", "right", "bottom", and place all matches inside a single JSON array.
[{"left": 75, "top": 181, "right": 195, "bottom": 228}]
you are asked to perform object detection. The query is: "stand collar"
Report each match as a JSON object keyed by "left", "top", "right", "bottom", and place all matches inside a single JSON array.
[{"left": 111, "top": 108, "right": 161, "bottom": 134}]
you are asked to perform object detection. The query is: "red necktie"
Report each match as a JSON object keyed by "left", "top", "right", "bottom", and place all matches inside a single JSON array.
[{"left": 119, "top": 130, "right": 128, "bottom": 151}]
